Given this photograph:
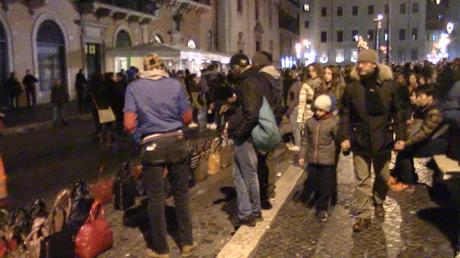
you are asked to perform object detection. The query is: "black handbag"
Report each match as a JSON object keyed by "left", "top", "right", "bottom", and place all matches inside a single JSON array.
[
  {"left": 67, "top": 180, "right": 94, "bottom": 233},
  {"left": 122, "top": 201, "right": 149, "bottom": 228},
  {"left": 39, "top": 227, "right": 74, "bottom": 258},
  {"left": 113, "top": 162, "right": 137, "bottom": 210}
]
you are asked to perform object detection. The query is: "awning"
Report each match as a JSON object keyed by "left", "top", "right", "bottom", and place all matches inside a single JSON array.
[{"left": 106, "top": 43, "right": 232, "bottom": 64}]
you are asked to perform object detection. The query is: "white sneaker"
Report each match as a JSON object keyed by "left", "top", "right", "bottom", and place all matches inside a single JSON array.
[
  {"left": 189, "top": 122, "right": 198, "bottom": 128},
  {"left": 288, "top": 145, "right": 300, "bottom": 151}
]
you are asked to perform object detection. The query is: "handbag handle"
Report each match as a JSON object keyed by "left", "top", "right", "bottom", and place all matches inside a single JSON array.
[{"left": 87, "top": 201, "right": 104, "bottom": 223}]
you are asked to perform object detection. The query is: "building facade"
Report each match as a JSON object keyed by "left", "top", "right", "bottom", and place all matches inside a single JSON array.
[
  {"left": 279, "top": 0, "right": 301, "bottom": 68},
  {"left": 301, "top": 0, "right": 427, "bottom": 65},
  {"left": 216, "top": 0, "right": 280, "bottom": 64},
  {"left": 0, "top": 0, "right": 215, "bottom": 105}
]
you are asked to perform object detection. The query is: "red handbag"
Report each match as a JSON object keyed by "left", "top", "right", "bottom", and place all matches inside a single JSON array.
[
  {"left": 89, "top": 167, "right": 114, "bottom": 205},
  {"left": 75, "top": 201, "right": 113, "bottom": 258}
]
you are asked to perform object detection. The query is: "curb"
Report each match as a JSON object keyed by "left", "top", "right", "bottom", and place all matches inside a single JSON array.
[
  {"left": 217, "top": 164, "right": 303, "bottom": 258},
  {"left": 2, "top": 113, "right": 93, "bottom": 135}
]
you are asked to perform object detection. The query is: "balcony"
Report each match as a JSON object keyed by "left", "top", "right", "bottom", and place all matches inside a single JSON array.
[
  {"left": 157, "top": 0, "right": 211, "bottom": 13},
  {"left": 77, "top": 0, "right": 160, "bottom": 23}
]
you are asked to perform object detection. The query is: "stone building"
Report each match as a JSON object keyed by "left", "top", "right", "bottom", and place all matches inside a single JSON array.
[
  {"left": 279, "top": 0, "right": 301, "bottom": 68},
  {"left": 0, "top": 0, "right": 216, "bottom": 105},
  {"left": 301, "top": 0, "right": 427, "bottom": 65}
]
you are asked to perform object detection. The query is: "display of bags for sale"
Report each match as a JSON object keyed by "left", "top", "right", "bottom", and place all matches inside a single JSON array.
[
  {"left": 113, "top": 162, "right": 137, "bottom": 211},
  {"left": 67, "top": 180, "right": 94, "bottom": 233},
  {"left": 207, "top": 138, "right": 221, "bottom": 175},
  {"left": 75, "top": 201, "right": 113, "bottom": 258},
  {"left": 46, "top": 189, "right": 71, "bottom": 235},
  {"left": 194, "top": 151, "right": 209, "bottom": 183},
  {"left": 89, "top": 167, "right": 114, "bottom": 205}
]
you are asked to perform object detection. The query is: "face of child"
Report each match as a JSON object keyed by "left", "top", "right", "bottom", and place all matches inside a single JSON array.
[
  {"left": 314, "top": 109, "right": 328, "bottom": 119},
  {"left": 416, "top": 93, "right": 433, "bottom": 107}
]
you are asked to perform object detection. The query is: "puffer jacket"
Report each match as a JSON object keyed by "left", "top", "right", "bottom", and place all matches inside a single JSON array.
[
  {"left": 227, "top": 67, "right": 263, "bottom": 144},
  {"left": 406, "top": 102, "right": 443, "bottom": 146},
  {"left": 299, "top": 114, "right": 339, "bottom": 166},
  {"left": 297, "top": 82, "right": 315, "bottom": 124},
  {"left": 339, "top": 64, "right": 407, "bottom": 156}
]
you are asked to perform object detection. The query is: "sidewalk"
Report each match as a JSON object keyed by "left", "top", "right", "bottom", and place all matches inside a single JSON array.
[{"left": 1, "top": 101, "right": 92, "bottom": 135}]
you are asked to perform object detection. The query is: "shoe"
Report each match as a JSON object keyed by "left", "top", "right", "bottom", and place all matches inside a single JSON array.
[
  {"left": 233, "top": 215, "right": 256, "bottom": 227},
  {"left": 252, "top": 212, "right": 263, "bottom": 222},
  {"left": 181, "top": 243, "right": 197, "bottom": 257},
  {"left": 145, "top": 248, "right": 170, "bottom": 258},
  {"left": 374, "top": 204, "right": 385, "bottom": 218},
  {"left": 352, "top": 218, "right": 371, "bottom": 232},
  {"left": 261, "top": 199, "right": 273, "bottom": 210},
  {"left": 316, "top": 211, "right": 328, "bottom": 222}
]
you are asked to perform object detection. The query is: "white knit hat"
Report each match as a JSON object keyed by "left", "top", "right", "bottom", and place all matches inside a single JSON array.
[{"left": 314, "top": 95, "right": 332, "bottom": 112}]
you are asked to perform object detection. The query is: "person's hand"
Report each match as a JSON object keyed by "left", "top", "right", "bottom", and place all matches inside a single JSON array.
[
  {"left": 299, "top": 159, "right": 305, "bottom": 167},
  {"left": 220, "top": 104, "right": 230, "bottom": 114},
  {"left": 394, "top": 140, "right": 406, "bottom": 151},
  {"left": 341, "top": 140, "right": 351, "bottom": 152}
]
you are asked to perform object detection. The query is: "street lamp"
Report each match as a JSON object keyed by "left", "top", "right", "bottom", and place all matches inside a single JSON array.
[{"left": 374, "top": 14, "right": 384, "bottom": 51}]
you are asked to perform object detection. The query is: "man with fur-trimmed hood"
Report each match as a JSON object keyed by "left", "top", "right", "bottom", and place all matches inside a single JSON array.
[{"left": 339, "top": 49, "right": 407, "bottom": 232}]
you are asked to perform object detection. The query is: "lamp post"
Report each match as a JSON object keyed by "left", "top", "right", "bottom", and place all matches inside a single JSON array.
[
  {"left": 374, "top": 14, "right": 384, "bottom": 52},
  {"left": 386, "top": 0, "right": 391, "bottom": 63}
]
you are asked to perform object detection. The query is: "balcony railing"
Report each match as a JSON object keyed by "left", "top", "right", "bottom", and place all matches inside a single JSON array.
[{"left": 78, "top": 0, "right": 160, "bottom": 17}]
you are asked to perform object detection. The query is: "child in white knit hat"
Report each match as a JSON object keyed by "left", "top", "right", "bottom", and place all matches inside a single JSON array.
[{"left": 299, "top": 94, "right": 339, "bottom": 222}]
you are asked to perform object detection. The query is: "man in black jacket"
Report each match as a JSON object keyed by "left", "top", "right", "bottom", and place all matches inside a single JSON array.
[
  {"left": 339, "top": 49, "right": 406, "bottom": 232},
  {"left": 223, "top": 53, "right": 263, "bottom": 227},
  {"left": 22, "top": 69, "right": 38, "bottom": 107},
  {"left": 253, "top": 51, "right": 285, "bottom": 208}
]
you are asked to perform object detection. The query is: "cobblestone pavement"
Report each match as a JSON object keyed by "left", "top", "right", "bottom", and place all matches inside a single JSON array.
[
  {"left": 101, "top": 166, "right": 238, "bottom": 258},
  {"left": 251, "top": 154, "right": 456, "bottom": 257}
]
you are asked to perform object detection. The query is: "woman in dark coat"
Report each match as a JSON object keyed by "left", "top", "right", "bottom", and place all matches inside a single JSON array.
[{"left": 50, "top": 79, "right": 68, "bottom": 127}]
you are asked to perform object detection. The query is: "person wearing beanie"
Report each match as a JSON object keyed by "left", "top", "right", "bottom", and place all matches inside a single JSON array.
[
  {"left": 339, "top": 48, "right": 407, "bottom": 232},
  {"left": 252, "top": 51, "right": 285, "bottom": 209},
  {"left": 299, "top": 94, "right": 339, "bottom": 222},
  {"left": 124, "top": 53, "right": 196, "bottom": 257}
]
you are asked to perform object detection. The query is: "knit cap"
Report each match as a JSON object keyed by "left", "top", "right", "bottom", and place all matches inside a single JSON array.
[
  {"left": 358, "top": 49, "right": 379, "bottom": 64},
  {"left": 314, "top": 95, "right": 332, "bottom": 112}
]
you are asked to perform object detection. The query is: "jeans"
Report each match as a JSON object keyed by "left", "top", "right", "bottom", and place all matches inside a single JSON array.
[
  {"left": 354, "top": 153, "right": 391, "bottom": 219},
  {"left": 53, "top": 105, "right": 66, "bottom": 126},
  {"left": 233, "top": 140, "right": 261, "bottom": 219},
  {"left": 141, "top": 135, "right": 193, "bottom": 254},
  {"left": 290, "top": 107, "right": 301, "bottom": 146},
  {"left": 306, "top": 164, "right": 336, "bottom": 212}
]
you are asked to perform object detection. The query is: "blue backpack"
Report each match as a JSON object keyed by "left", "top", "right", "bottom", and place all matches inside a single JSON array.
[{"left": 251, "top": 97, "right": 282, "bottom": 154}]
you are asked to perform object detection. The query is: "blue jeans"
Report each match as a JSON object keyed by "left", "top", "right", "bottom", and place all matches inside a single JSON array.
[{"left": 233, "top": 140, "right": 261, "bottom": 219}]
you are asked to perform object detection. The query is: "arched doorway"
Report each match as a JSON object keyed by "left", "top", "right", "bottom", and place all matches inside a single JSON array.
[
  {"left": 0, "top": 22, "right": 8, "bottom": 107},
  {"left": 36, "top": 20, "right": 66, "bottom": 92},
  {"left": 115, "top": 30, "right": 131, "bottom": 72}
]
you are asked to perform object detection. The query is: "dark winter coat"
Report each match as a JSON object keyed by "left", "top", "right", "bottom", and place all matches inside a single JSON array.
[
  {"left": 227, "top": 67, "right": 263, "bottom": 144},
  {"left": 6, "top": 77, "right": 21, "bottom": 96},
  {"left": 75, "top": 72, "right": 87, "bottom": 91},
  {"left": 51, "top": 84, "right": 68, "bottom": 107},
  {"left": 339, "top": 64, "right": 407, "bottom": 156},
  {"left": 406, "top": 102, "right": 443, "bottom": 146},
  {"left": 22, "top": 75, "right": 38, "bottom": 89},
  {"left": 300, "top": 114, "right": 339, "bottom": 166},
  {"left": 92, "top": 80, "right": 113, "bottom": 109}
]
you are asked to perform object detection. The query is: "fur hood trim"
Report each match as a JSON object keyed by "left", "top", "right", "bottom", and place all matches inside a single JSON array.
[{"left": 350, "top": 64, "right": 394, "bottom": 83}]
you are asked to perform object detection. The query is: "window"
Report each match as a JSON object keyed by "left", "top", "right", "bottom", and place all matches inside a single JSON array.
[
  {"left": 368, "top": 30, "right": 374, "bottom": 41},
  {"left": 304, "top": 21, "right": 309, "bottom": 29},
  {"left": 385, "top": 4, "right": 389, "bottom": 14},
  {"left": 237, "top": 0, "right": 242, "bottom": 13},
  {"left": 412, "top": 3, "right": 419, "bottom": 13},
  {"left": 269, "top": 2, "right": 273, "bottom": 28},
  {"left": 36, "top": 20, "right": 66, "bottom": 92},
  {"left": 303, "top": 4, "right": 310, "bottom": 12},
  {"left": 337, "top": 6, "right": 343, "bottom": 16},
  {"left": 321, "top": 7, "right": 327, "bottom": 17},
  {"left": 85, "top": 43, "right": 101, "bottom": 77},
  {"left": 412, "top": 28, "right": 418, "bottom": 40},
  {"left": 352, "top": 6, "right": 358, "bottom": 16},
  {"left": 352, "top": 30, "right": 359, "bottom": 41},
  {"left": 256, "top": 40, "right": 261, "bottom": 51},
  {"left": 368, "top": 5, "right": 374, "bottom": 15},
  {"left": 399, "top": 29, "right": 406, "bottom": 40},
  {"left": 400, "top": 3, "right": 406, "bottom": 14},
  {"left": 411, "top": 49, "right": 418, "bottom": 60},
  {"left": 321, "top": 31, "right": 327, "bottom": 42},
  {"left": 255, "top": 0, "right": 259, "bottom": 20},
  {"left": 337, "top": 31, "right": 343, "bottom": 42}
]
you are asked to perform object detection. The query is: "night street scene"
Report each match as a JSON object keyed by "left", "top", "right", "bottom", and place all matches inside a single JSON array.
[{"left": 0, "top": 0, "right": 460, "bottom": 257}]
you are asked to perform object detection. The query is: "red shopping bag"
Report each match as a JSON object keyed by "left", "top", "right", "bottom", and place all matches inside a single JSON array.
[{"left": 75, "top": 201, "right": 113, "bottom": 258}]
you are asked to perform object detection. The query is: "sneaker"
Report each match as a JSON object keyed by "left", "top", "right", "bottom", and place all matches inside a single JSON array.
[
  {"left": 181, "top": 243, "right": 197, "bottom": 257},
  {"left": 261, "top": 199, "right": 273, "bottom": 210},
  {"left": 316, "top": 211, "right": 328, "bottom": 222},
  {"left": 232, "top": 215, "right": 256, "bottom": 227},
  {"left": 252, "top": 212, "right": 263, "bottom": 222},
  {"left": 145, "top": 249, "right": 170, "bottom": 258}
]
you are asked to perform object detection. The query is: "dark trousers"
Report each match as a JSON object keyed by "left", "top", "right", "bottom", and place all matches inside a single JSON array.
[
  {"left": 305, "top": 164, "right": 337, "bottom": 212},
  {"left": 9, "top": 95, "right": 19, "bottom": 109},
  {"left": 25, "top": 87, "right": 36, "bottom": 106},
  {"left": 257, "top": 143, "right": 287, "bottom": 200},
  {"left": 76, "top": 89, "right": 84, "bottom": 111},
  {"left": 393, "top": 137, "right": 447, "bottom": 185},
  {"left": 141, "top": 135, "right": 193, "bottom": 254}
]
